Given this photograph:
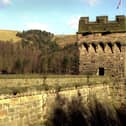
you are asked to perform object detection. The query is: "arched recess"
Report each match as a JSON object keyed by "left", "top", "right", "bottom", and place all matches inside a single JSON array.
[
  {"left": 107, "top": 42, "right": 114, "bottom": 53},
  {"left": 99, "top": 42, "right": 106, "bottom": 52},
  {"left": 83, "top": 42, "right": 90, "bottom": 52},
  {"left": 115, "top": 42, "right": 121, "bottom": 52},
  {"left": 91, "top": 42, "right": 97, "bottom": 53}
]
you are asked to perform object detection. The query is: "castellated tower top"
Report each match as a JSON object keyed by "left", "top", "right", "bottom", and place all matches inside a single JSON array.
[{"left": 78, "top": 15, "right": 126, "bottom": 34}]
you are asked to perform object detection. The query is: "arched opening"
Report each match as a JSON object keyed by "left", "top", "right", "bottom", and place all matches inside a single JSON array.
[
  {"left": 83, "top": 43, "right": 89, "bottom": 52},
  {"left": 99, "top": 42, "right": 105, "bottom": 52},
  {"left": 91, "top": 43, "right": 97, "bottom": 52},
  {"left": 116, "top": 42, "right": 121, "bottom": 52},
  {"left": 107, "top": 42, "right": 113, "bottom": 53}
]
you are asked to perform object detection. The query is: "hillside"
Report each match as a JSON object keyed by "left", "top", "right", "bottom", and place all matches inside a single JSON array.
[
  {"left": 0, "top": 30, "right": 21, "bottom": 42},
  {"left": 54, "top": 34, "right": 76, "bottom": 47},
  {"left": 0, "top": 30, "right": 79, "bottom": 74},
  {"left": 0, "top": 30, "right": 76, "bottom": 46}
]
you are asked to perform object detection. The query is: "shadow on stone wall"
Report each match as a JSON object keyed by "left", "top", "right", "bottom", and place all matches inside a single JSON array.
[{"left": 42, "top": 91, "right": 126, "bottom": 126}]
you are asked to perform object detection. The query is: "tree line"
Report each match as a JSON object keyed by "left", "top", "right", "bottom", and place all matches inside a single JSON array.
[{"left": 0, "top": 30, "right": 79, "bottom": 74}]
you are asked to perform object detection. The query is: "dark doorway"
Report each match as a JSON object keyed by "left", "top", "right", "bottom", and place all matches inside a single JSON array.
[{"left": 99, "top": 67, "right": 104, "bottom": 76}]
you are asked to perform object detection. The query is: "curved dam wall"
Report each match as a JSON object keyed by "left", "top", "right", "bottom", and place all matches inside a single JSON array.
[{"left": 0, "top": 76, "right": 126, "bottom": 126}]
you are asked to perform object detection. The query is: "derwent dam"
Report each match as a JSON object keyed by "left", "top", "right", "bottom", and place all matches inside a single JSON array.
[
  {"left": 0, "top": 15, "right": 126, "bottom": 126},
  {"left": 0, "top": 76, "right": 126, "bottom": 126}
]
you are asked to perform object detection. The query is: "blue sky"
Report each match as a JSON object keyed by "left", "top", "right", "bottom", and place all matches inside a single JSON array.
[{"left": 0, "top": 0, "right": 126, "bottom": 34}]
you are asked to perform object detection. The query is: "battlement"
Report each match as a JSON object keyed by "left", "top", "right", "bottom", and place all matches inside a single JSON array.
[{"left": 78, "top": 15, "right": 126, "bottom": 34}]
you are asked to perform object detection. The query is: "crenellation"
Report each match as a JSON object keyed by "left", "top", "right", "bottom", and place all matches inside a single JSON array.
[
  {"left": 96, "top": 16, "right": 108, "bottom": 23},
  {"left": 78, "top": 15, "right": 126, "bottom": 34},
  {"left": 116, "top": 15, "right": 126, "bottom": 22},
  {"left": 80, "top": 17, "right": 89, "bottom": 24}
]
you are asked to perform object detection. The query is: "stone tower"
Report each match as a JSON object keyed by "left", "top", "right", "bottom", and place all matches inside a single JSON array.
[{"left": 77, "top": 15, "right": 126, "bottom": 77}]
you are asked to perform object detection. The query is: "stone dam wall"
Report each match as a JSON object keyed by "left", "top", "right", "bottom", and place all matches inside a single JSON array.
[{"left": 0, "top": 76, "right": 126, "bottom": 126}]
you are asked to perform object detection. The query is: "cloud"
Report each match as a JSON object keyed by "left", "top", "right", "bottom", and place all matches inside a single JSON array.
[
  {"left": 2, "top": 0, "right": 11, "bottom": 4},
  {"left": 67, "top": 16, "right": 80, "bottom": 30},
  {"left": 83, "top": 0, "right": 99, "bottom": 6},
  {"left": 24, "top": 22, "right": 50, "bottom": 31},
  {"left": 0, "top": 0, "right": 11, "bottom": 7}
]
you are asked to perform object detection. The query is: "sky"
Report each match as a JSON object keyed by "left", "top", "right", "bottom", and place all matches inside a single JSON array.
[{"left": 0, "top": 0, "right": 126, "bottom": 34}]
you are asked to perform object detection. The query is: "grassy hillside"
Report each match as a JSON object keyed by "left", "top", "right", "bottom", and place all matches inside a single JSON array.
[
  {"left": 0, "top": 30, "right": 21, "bottom": 42},
  {"left": 0, "top": 30, "right": 77, "bottom": 47}
]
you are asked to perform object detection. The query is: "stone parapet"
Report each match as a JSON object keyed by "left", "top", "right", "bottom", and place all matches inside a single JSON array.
[
  {"left": 78, "top": 15, "right": 126, "bottom": 33},
  {"left": 0, "top": 83, "right": 126, "bottom": 126}
]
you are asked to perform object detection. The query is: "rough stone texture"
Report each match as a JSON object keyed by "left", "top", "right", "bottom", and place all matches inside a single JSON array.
[
  {"left": 78, "top": 15, "right": 126, "bottom": 34},
  {"left": 78, "top": 42, "right": 125, "bottom": 77},
  {"left": 77, "top": 15, "right": 126, "bottom": 77},
  {"left": 0, "top": 94, "right": 44, "bottom": 126},
  {"left": 0, "top": 76, "right": 110, "bottom": 90},
  {"left": 0, "top": 82, "right": 126, "bottom": 126},
  {"left": 77, "top": 33, "right": 126, "bottom": 43}
]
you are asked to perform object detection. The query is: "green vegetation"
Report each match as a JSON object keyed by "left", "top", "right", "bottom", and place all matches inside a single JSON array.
[
  {"left": 44, "top": 93, "right": 126, "bottom": 126},
  {"left": 0, "top": 30, "right": 79, "bottom": 74}
]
